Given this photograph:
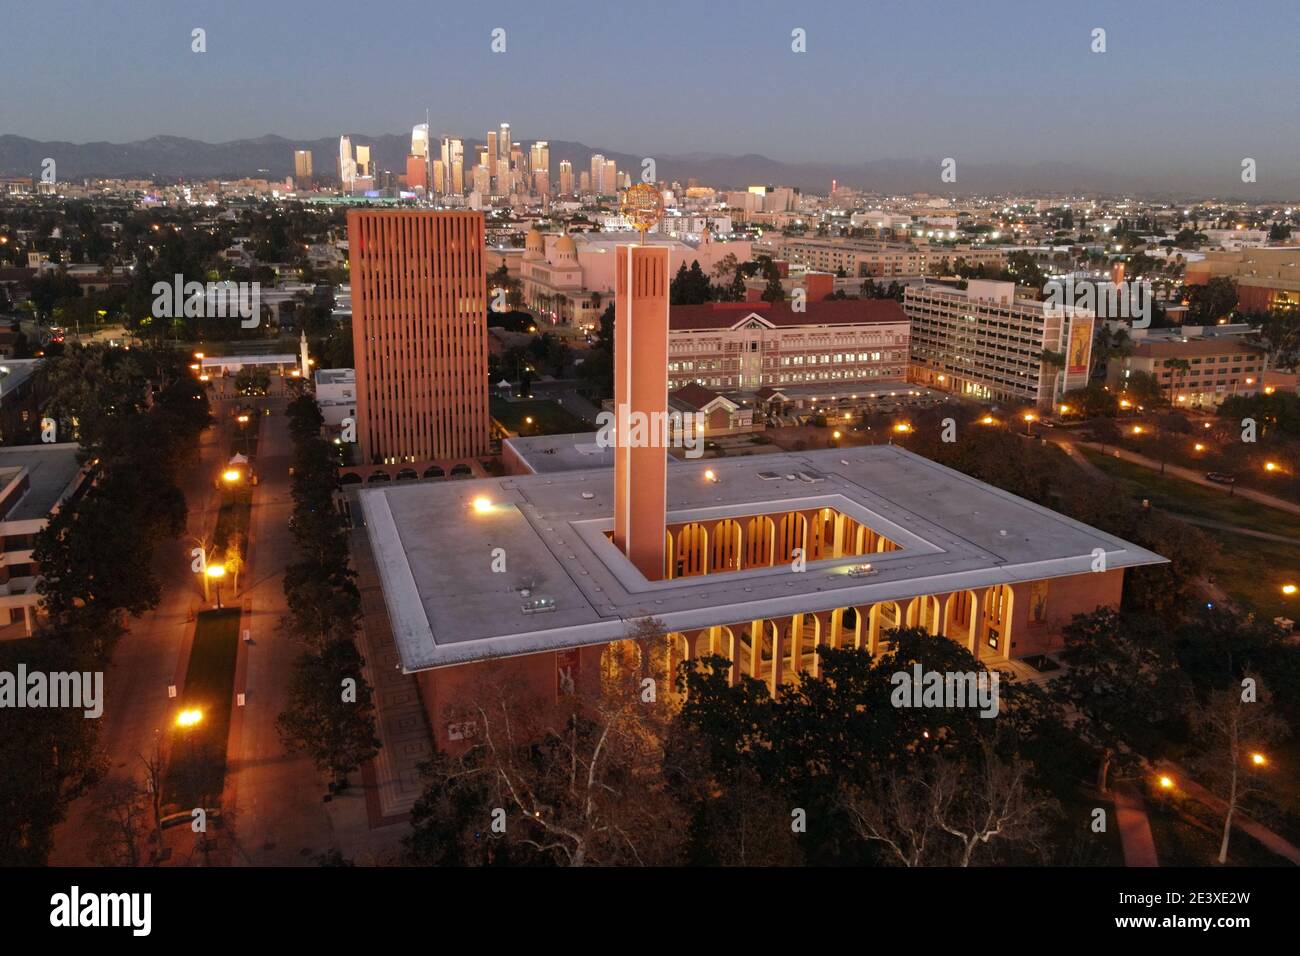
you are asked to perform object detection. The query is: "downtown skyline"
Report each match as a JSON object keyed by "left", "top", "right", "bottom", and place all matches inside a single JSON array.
[{"left": 3, "top": 0, "right": 1299, "bottom": 193}]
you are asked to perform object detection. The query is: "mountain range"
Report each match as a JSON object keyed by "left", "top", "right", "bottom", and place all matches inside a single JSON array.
[{"left": 1, "top": 134, "right": 1295, "bottom": 200}]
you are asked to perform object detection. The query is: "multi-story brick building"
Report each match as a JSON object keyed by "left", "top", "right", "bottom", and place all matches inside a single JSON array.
[
  {"left": 667, "top": 300, "right": 909, "bottom": 394},
  {"left": 757, "top": 236, "right": 1006, "bottom": 278},
  {"left": 1108, "top": 337, "right": 1267, "bottom": 408}
]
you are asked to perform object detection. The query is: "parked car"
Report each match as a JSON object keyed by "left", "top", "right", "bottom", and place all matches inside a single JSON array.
[{"left": 1205, "top": 472, "right": 1237, "bottom": 485}]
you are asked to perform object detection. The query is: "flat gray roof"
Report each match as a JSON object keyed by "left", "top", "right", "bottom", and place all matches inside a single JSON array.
[
  {"left": 0, "top": 443, "right": 85, "bottom": 520},
  {"left": 355, "top": 445, "right": 1166, "bottom": 673},
  {"left": 504, "top": 432, "right": 683, "bottom": 475}
]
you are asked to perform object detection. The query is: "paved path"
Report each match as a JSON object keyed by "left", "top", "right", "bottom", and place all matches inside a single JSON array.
[
  {"left": 49, "top": 401, "right": 230, "bottom": 865},
  {"left": 1158, "top": 761, "right": 1300, "bottom": 866},
  {"left": 1113, "top": 782, "right": 1160, "bottom": 867},
  {"left": 1055, "top": 437, "right": 1300, "bottom": 516}
]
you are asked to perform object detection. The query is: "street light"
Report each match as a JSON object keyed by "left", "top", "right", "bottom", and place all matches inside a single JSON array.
[
  {"left": 1283, "top": 584, "right": 1297, "bottom": 596},
  {"left": 1158, "top": 775, "right": 1175, "bottom": 790},
  {"left": 1251, "top": 752, "right": 1268, "bottom": 767},
  {"left": 222, "top": 468, "right": 242, "bottom": 484},
  {"left": 206, "top": 564, "right": 226, "bottom": 609},
  {"left": 1023, "top": 412, "right": 1036, "bottom": 435},
  {"left": 176, "top": 708, "right": 203, "bottom": 728}
]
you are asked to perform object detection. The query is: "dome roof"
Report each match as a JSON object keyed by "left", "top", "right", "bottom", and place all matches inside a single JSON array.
[
  {"left": 554, "top": 234, "right": 577, "bottom": 256},
  {"left": 524, "top": 229, "right": 544, "bottom": 255}
]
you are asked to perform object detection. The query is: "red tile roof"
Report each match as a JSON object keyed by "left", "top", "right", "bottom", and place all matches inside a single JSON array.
[{"left": 669, "top": 298, "right": 905, "bottom": 331}]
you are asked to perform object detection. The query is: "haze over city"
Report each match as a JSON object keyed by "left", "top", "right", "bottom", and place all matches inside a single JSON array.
[{"left": 4, "top": 0, "right": 1299, "bottom": 194}]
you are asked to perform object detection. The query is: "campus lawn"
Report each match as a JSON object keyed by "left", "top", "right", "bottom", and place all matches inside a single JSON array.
[
  {"left": 490, "top": 396, "right": 592, "bottom": 436},
  {"left": 1145, "top": 789, "right": 1290, "bottom": 867},
  {"left": 1078, "top": 446, "right": 1300, "bottom": 539},
  {"left": 1211, "top": 534, "right": 1300, "bottom": 622},
  {"left": 1077, "top": 447, "right": 1300, "bottom": 620},
  {"left": 164, "top": 608, "right": 240, "bottom": 814}
]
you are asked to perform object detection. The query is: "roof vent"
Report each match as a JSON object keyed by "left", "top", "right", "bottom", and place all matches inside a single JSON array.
[{"left": 521, "top": 597, "right": 557, "bottom": 615}]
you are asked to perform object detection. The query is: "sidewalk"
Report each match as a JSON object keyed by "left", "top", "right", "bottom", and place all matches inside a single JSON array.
[
  {"left": 1113, "top": 782, "right": 1160, "bottom": 867},
  {"left": 1159, "top": 760, "right": 1300, "bottom": 865},
  {"left": 1072, "top": 440, "right": 1300, "bottom": 516}
]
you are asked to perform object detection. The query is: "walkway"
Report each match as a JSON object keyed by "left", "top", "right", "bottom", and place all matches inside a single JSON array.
[
  {"left": 1113, "top": 782, "right": 1160, "bottom": 867},
  {"left": 1158, "top": 760, "right": 1300, "bottom": 866},
  {"left": 1061, "top": 438, "right": 1300, "bottom": 516}
]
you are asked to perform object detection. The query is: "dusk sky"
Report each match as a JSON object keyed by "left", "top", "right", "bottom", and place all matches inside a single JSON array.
[{"left": 5, "top": 0, "right": 1298, "bottom": 176}]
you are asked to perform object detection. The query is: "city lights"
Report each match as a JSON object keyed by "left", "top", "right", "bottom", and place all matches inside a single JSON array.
[{"left": 176, "top": 708, "right": 203, "bottom": 728}]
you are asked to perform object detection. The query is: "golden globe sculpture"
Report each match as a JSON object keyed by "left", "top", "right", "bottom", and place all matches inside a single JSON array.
[{"left": 620, "top": 183, "right": 664, "bottom": 243}]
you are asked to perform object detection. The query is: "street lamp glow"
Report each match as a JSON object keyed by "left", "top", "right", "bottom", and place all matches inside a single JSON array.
[
  {"left": 1119, "top": 399, "right": 1132, "bottom": 409},
  {"left": 1023, "top": 413, "right": 1036, "bottom": 423},
  {"left": 1282, "top": 584, "right": 1297, "bottom": 596},
  {"left": 1251, "top": 752, "right": 1268, "bottom": 766},
  {"left": 222, "top": 469, "right": 242, "bottom": 483},
  {"left": 893, "top": 423, "right": 911, "bottom": 433},
  {"left": 1194, "top": 443, "right": 1205, "bottom": 452},
  {"left": 1158, "top": 775, "right": 1174, "bottom": 790},
  {"left": 980, "top": 415, "right": 995, "bottom": 425},
  {"left": 1265, "top": 461, "right": 1279, "bottom": 473},
  {"left": 1132, "top": 425, "right": 1143, "bottom": 435},
  {"left": 472, "top": 496, "right": 494, "bottom": 514},
  {"left": 205, "top": 565, "right": 226, "bottom": 580},
  {"left": 1058, "top": 404, "right": 1070, "bottom": 415},
  {"left": 176, "top": 708, "right": 203, "bottom": 728}
]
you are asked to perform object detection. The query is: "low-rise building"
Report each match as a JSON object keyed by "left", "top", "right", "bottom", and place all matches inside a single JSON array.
[
  {"left": 315, "top": 367, "right": 356, "bottom": 430},
  {"left": 1107, "top": 337, "right": 1267, "bottom": 407},
  {"left": 0, "top": 444, "right": 92, "bottom": 638}
]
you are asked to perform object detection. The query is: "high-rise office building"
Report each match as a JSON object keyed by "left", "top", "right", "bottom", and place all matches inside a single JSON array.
[
  {"left": 579, "top": 170, "right": 591, "bottom": 194},
  {"left": 347, "top": 210, "right": 489, "bottom": 463},
  {"left": 604, "top": 160, "right": 618, "bottom": 196},
  {"left": 440, "top": 137, "right": 464, "bottom": 195},
  {"left": 590, "top": 154, "right": 605, "bottom": 195},
  {"left": 338, "top": 135, "right": 356, "bottom": 190},
  {"left": 529, "top": 141, "right": 550, "bottom": 194},
  {"left": 559, "top": 160, "right": 573, "bottom": 195},
  {"left": 293, "top": 150, "right": 313, "bottom": 187},
  {"left": 354, "top": 144, "right": 371, "bottom": 177},
  {"left": 411, "top": 124, "right": 429, "bottom": 158}
]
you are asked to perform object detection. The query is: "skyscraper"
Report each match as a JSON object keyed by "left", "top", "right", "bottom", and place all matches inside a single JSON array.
[
  {"left": 604, "top": 159, "right": 618, "bottom": 197},
  {"left": 559, "top": 160, "right": 573, "bottom": 195},
  {"left": 338, "top": 135, "right": 356, "bottom": 191},
  {"left": 354, "top": 144, "right": 371, "bottom": 177},
  {"left": 411, "top": 124, "right": 429, "bottom": 158},
  {"left": 529, "top": 141, "right": 550, "bottom": 194},
  {"left": 590, "top": 154, "right": 605, "bottom": 195},
  {"left": 347, "top": 210, "right": 489, "bottom": 463},
  {"left": 293, "top": 150, "right": 313, "bottom": 187},
  {"left": 440, "top": 137, "right": 464, "bottom": 195}
]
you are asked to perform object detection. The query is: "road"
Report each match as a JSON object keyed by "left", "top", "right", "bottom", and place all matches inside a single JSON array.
[{"left": 49, "top": 390, "right": 231, "bottom": 865}]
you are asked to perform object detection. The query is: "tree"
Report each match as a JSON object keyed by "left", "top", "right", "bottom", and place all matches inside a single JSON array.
[
  {"left": 276, "top": 638, "right": 381, "bottom": 790},
  {"left": 408, "top": 618, "right": 686, "bottom": 866},
  {"left": 840, "top": 739, "right": 1058, "bottom": 866},
  {"left": 1056, "top": 609, "right": 1191, "bottom": 793},
  {"left": 1190, "top": 677, "right": 1289, "bottom": 864},
  {"left": 1186, "top": 277, "right": 1237, "bottom": 324}
]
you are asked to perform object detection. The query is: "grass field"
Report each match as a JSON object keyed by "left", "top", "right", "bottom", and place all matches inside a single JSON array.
[
  {"left": 490, "top": 396, "right": 592, "bottom": 436},
  {"left": 165, "top": 608, "right": 240, "bottom": 813},
  {"left": 1079, "top": 447, "right": 1300, "bottom": 620},
  {"left": 1079, "top": 447, "right": 1300, "bottom": 539}
]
